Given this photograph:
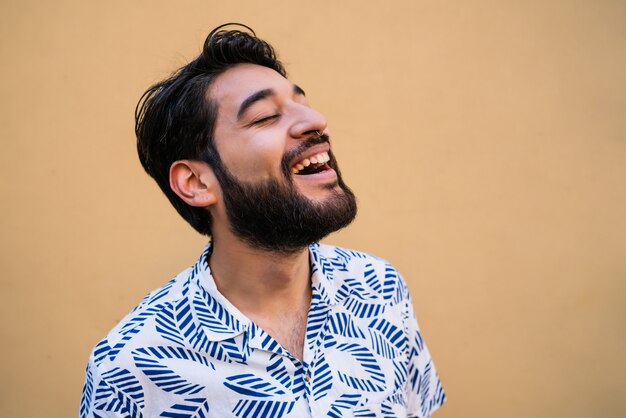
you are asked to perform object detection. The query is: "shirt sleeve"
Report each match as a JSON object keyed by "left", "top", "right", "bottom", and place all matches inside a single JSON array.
[
  {"left": 79, "top": 358, "right": 145, "bottom": 418},
  {"left": 404, "top": 290, "right": 446, "bottom": 418}
]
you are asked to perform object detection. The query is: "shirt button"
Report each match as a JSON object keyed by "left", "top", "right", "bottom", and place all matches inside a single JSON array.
[{"left": 305, "top": 372, "right": 310, "bottom": 382}]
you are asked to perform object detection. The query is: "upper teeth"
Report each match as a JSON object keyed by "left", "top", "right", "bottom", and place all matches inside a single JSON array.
[{"left": 291, "top": 151, "right": 330, "bottom": 174}]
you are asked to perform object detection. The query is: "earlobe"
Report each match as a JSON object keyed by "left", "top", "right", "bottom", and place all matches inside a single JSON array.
[{"left": 169, "top": 160, "right": 218, "bottom": 207}]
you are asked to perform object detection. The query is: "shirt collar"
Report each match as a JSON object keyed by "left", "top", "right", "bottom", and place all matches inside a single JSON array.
[
  {"left": 189, "top": 241, "right": 251, "bottom": 342},
  {"left": 189, "top": 240, "right": 340, "bottom": 344},
  {"left": 308, "top": 243, "right": 338, "bottom": 306}
]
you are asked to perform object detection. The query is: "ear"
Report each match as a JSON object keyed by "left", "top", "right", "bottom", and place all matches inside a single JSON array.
[{"left": 169, "top": 160, "right": 219, "bottom": 207}]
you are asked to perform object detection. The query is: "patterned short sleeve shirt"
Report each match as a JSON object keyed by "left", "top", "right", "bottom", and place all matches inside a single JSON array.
[{"left": 80, "top": 243, "right": 445, "bottom": 417}]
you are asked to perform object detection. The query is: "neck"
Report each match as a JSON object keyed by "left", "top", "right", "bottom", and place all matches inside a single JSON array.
[{"left": 208, "top": 229, "right": 312, "bottom": 319}]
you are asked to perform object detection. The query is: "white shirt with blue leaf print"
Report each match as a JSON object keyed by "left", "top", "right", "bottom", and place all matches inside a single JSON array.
[{"left": 80, "top": 242, "right": 445, "bottom": 417}]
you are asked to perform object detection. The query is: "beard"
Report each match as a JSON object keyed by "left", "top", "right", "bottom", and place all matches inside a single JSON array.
[{"left": 209, "top": 136, "right": 357, "bottom": 254}]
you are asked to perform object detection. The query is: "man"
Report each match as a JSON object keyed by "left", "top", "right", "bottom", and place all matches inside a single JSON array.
[{"left": 80, "top": 24, "right": 445, "bottom": 417}]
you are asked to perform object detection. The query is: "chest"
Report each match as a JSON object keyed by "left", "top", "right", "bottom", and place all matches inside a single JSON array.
[
  {"left": 249, "top": 302, "right": 309, "bottom": 360},
  {"left": 137, "top": 303, "right": 410, "bottom": 418}
]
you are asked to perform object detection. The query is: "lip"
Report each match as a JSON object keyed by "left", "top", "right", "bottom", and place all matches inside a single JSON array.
[
  {"left": 293, "top": 165, "right": 337, "bottom": 183},
  {"left": 288, "top": 143, "right": 331, "bottom": 170}
]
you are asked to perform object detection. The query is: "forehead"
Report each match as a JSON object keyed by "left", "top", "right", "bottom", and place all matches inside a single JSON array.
[{"left": 208, "top": 63, "right": 291, "bottom": 108}]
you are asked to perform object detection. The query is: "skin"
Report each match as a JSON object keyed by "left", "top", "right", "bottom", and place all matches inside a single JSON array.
[{"left": 169, "top": 64, "right": 343, "bottom": 360}]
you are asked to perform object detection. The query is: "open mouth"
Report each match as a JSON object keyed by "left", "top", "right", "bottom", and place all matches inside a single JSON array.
[{"left": 290, "top": 151, "right": 331, "bottom": 175}]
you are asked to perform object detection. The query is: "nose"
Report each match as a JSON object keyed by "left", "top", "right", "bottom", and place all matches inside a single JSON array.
[{"left": 288, "top": 104, "right": 328, "bottom": 139}]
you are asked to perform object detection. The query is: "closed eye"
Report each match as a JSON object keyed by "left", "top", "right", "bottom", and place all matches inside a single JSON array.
[{"left": 252, "top": 114, "right": 280, "bottom": 125}]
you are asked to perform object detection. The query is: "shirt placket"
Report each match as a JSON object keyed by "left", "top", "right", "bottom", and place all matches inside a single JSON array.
[
  {"left": 300, "top": 275, "right": 335, "bottom": 417},
  {"left": 244, "top": 322, "right": 311, "bottom": 416}
]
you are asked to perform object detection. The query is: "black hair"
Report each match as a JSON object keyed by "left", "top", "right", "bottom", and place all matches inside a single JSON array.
[{"left": 135, "top": 24, "right": 286, "bottom": 235}]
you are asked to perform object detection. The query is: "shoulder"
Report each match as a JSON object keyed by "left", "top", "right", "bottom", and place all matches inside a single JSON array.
[
  {"left": 87, "top": 266, "right": 194, "bottom": 372},
  {"left": 312, "top": 243, "right": 409, "bottom": 304},
  {"left": 312, "top": 242, "right": 390, "bottom": 268}
]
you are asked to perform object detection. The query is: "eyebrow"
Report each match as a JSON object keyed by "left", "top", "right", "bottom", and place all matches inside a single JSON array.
[{"left": 236, "top": 85, "right": 306, "bottom": 120}]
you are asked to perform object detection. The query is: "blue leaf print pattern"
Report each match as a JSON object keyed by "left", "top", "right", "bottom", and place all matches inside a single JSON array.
[
  {"left": 310, "top": 355, "right": 333, "bottom": 401},
  {"left": 80, "top": 242, "right": 445, "bottom": 417},
  {"left": 266, "top": 354, "right": 302, "bottom": 394},
  {"left": 79, "top": 363, "right": 94, "bottom": 418},
  {"left": 223, "top": 373, "right": 287, "bottom": 397},
  {"left": 192, "top": 286, "right": 242, "bottom": 337},
  {"left": 159, "top": 397, "right": 210, "bottom": 418},
  {"left": 155, "top": 300, "right": 192, "bottom": 347},
  {"left": 367, "top": 318, "right": 407, "bottom": 357},
  {"left": 225, "top": 374, "right": 296, "bottom": 418},
  {"left": 133, "top": 346, "right": 215, "bottom": 395},
  {"left": 383, "top": 264, "right": 407, "bottom": 306},
  {"left": 305, "top": 285, "right": 332, "bottom": 354},
  {"left": 93, "top": 368, "right": 144, "bottom": 418},
  {"left": 335, "top": 343, "right": 385, "bottom": 392},
  {"left": 338, "top": 277, "right": 386, "bottom": 319},
  {"left": 231, "top": 399, "right": 295, "bottom": 418},
  {"left": 188, "top": 287, "right": 250, "bottom": 364},
  {"left": 354, "top": 402, "right": 396, "bottom": 417},
  {"left": 327, "top": 393, "right": 362, "bottom": 417}
]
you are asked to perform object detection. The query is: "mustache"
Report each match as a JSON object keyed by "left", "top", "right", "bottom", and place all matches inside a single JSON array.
[{"left": 281, "top": 133, "right": 330, "bottom": 173}]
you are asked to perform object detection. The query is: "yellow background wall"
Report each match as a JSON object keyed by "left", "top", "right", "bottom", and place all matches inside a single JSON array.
[{"left": 1, "top": 1, "right": 625, "bottom": 417}]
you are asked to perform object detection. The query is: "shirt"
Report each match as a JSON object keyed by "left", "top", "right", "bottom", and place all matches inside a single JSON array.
[{"left": 80, "top": 242, "right": 445, "bottom": 417}]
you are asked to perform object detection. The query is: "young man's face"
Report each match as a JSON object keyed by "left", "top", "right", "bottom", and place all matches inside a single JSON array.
[
  {"left": 209, "top": 63, "right": 342, "bottom": 200},
  {"left": 206, "top": 63, "right": 357, "bottom": 252}
]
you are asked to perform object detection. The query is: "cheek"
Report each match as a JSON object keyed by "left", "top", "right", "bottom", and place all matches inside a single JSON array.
[{"left": 217, "top": 131, "right": 287, "bottom": 181}]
